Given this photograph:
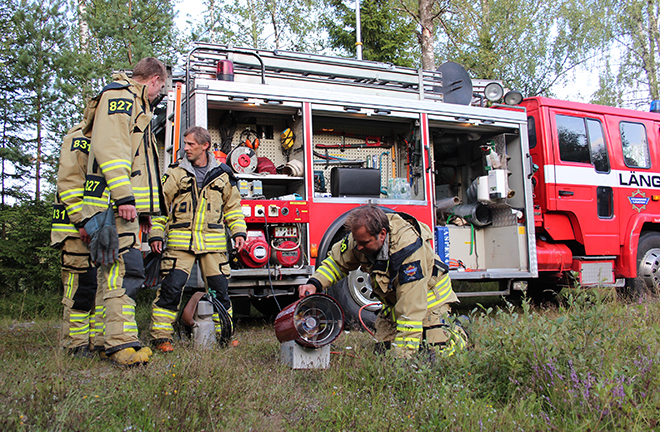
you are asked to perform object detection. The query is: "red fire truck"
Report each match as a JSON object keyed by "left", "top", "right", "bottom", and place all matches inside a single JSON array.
[{"left": 160, "top": 43, "right": 658, "bottom": 323}]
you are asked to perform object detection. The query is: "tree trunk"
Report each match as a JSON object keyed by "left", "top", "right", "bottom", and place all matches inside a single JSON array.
[
  {"left": 419, "top": 0, "right": 435, "bottom": 70},
  {"left": 646, "top": 0, "right": 659, "bottom": 99},
  {"left": 35, "top": 97, "right": 41, "bottom": 203}
]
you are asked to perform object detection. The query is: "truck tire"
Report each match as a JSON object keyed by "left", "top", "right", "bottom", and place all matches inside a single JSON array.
[
  {"left": 327, "top": 270, "right": 379, "bottom": 331},
  {"left": 526, "top": 278, "right": 561, "bottom": 306},
  {"left": 626, "top": 232, "right": 660, "bottom": 296}
]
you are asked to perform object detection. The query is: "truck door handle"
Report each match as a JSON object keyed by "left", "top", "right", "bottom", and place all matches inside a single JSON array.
[{"left": 558, "top": 190, "right": 574, "bottom": 197}]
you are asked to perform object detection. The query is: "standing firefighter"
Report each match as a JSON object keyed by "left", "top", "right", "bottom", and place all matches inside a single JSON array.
[
  {"left": 299, "top": 205, "right": 467, "bottom": 359},
  {"left": 148, "top": 126, "right": 247, "bottom": 353},
  {"left": 81, "top": 57, "right": 166, "bottom": 366},
  {"left": 51, "top": 121, "right": 99, "bottom": 357}
]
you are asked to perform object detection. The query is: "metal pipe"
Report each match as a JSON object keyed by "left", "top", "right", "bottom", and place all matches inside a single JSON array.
[{"left": 355, "top": 0, "right": 363, "bottom": 60}]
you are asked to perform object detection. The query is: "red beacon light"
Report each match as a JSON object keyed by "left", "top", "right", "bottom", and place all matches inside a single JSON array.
[{"left": 217, "top": 60, "right": 234, "bottom": 81}]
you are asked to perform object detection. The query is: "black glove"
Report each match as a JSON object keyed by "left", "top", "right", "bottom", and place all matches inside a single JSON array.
[{"left": 86, "top": 207, "right": 119, "bottom": 266}]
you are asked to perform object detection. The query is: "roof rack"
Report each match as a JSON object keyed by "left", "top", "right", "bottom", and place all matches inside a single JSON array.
[{"left": 185, "top": 43, "right": 445, "bottom": 101}]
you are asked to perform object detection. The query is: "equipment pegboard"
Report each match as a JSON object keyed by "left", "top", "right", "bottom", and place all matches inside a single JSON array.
[
  {"left": 312, "top": 117, "right": 410, "bottom": 197},
  {"left": 207, "top": 109, "right": 304, "bottom": 170}
]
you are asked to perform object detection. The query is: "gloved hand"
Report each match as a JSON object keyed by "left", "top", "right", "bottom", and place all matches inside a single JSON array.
[{"left": 85, "top": 207, "right": 119, "bottom": 266}]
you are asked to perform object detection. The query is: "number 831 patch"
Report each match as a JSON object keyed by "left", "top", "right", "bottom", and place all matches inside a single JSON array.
[{"left": 107, "top": 98, "right": 133, "bottom": 115}]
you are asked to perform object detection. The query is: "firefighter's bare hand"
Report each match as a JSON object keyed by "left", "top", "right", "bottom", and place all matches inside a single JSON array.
[
  {"left": 79, "top": 227, "right": 91, "bottom": 244},
  {"left": 298, "top": 284, "right": 316, "bottom": 298},
  {"left": 234, "top": 236, "right": 245, "bottom": 253},
  {"left": 118, "top": 204, "right": 137, "bottom": 222},
  {"left": 139, "top": 215, "right": 152, "bottom": 234},
  {"left": 150, "top": 240, "right": 163, "bottom": 254}
]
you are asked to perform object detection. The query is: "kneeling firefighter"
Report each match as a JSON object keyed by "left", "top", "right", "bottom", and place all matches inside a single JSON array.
[{"left": 298, "top": 204, "right": 467, "bottom": 359}]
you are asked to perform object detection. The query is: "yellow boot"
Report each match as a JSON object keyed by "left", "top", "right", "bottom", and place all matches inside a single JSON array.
[{"left": 110, "top": 347, "right": 151, "bottom": 366}]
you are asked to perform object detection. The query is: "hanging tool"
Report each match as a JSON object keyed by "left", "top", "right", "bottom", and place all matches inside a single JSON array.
[
  {"left": 314, "top": 129, "right": 389, "bottom": 149},
  {"left": 240, "top": 128, "right": 260, "bottom": 150}
]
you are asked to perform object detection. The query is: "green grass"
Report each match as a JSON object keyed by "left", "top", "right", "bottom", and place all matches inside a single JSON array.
[{"left": 0, "top": 288, "right": 659, "bottom": 431}]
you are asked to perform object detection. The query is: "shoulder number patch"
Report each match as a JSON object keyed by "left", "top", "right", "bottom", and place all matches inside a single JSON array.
[
  {"left": 340, "top": 234, "right": 349, "bottom": 253},
  {"left": 52, "top": 204, "right": 70, "bottom": 224},
  {"left": 71, "top": 137, "right": 90, "bottom": 154},
  {"left": 107, "top": 98, "right": 133, "bottom": 115},
  {"left": 399, "top": 260, "right": 424, "bottom": 284},
  {"left": 161, "top": 173, "right": 169, "bottom": 184},
  {"left": 83, "top": 174, "right": 107, "bottom": 198}
]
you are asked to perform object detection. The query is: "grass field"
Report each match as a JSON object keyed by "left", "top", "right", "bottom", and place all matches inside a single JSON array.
[{"left": 0, "top": 288, "right": 658, "bottom": 431}]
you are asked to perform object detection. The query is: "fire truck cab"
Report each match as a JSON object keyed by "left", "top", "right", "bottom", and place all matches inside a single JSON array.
[
  {"left": 160, "top": 43, "right": 656, "bottom": 323},
  {"left": 522, "top": 97, "right": 660, "bottom": 296}
]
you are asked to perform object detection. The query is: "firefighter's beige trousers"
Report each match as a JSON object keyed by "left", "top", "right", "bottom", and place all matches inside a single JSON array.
[
  {"left": 60, "top": 238, "right": 97, "bottom": 350},
  {"left": 98, "top": 217, "right": 145, "bottom": 355},
  {"left": 150, "top": 249, "right": 232, "bottom": 342}
]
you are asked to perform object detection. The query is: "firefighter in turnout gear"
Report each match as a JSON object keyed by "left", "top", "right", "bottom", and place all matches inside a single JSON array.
[
  {"left": 81, "top": 57, "right": 167, "bottom": 366},
  {"left": 299, "top": 205, "right": 467, "bottom": 359},
  {"left": 51, "top": 121, "right": 99, "bottom": 357},
  {"left": 148, "top": 126, "right": 247, "bottom": 353}
]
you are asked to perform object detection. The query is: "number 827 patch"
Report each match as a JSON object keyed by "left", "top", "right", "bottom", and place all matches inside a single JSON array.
[{"left": 108, "top": 98, "right": 133, "bottom": 115}]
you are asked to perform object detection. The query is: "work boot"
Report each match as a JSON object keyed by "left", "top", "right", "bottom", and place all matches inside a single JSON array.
[
  {"left": 92, "top": 346, "right": 109, "bottom": 361},
  {"left": 154, "top": 341, "right": 174, "bottom": 353},
  {"left": 68, "top": 345, "right": 95, "bottom": 359},
  {"left": 110, "top": 347, "right": 151, "bottom": 366}
]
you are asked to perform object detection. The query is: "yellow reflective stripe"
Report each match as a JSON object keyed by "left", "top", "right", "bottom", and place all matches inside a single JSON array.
[
  {"left": 152, "top": 216, "right": 167, "bottom": 231},
  {"left": 53, "top": 224, "right": 78, "bottom": 234},
  {"left": 319, "top": 257, "right": 346, "bottom": 281},
  {"left": 317, "top": 266, "right": 339, "bottom": 284},
  {"left": 106, "top": 175, "right": 131, "bottom": 190},
  {"left": 108, "top": 262, "right": 121, "bottom": 290},
  {"left": 70, "top": 312, "right": 89, "bottom": 322},
  {"left": 60, "top": 188, "right": 84, "bottom": 200},
  {"left": 194, "top": 197, "right": 207, "bottom": 250},
  {"left": 393, "top": 336, "right": 420, "bottom": 349},
  {"left": 100, "top": 159, "right": 131, "bottom": 172},
  {"left": 153, "top": 308, "right": 177, "bottom": 320},
  {"left": 122, "top": 305, "right": 135, "bottom": 315},
  {"left": 69, "top": 325, "right": 89, "bottom": 336},
  {"left": 316, "top": 257, "right": 348, "bottom": 284},
  {"left": 227, "top": 219, "right": 246, "bottom": 231},
  {"left": 152, "top": 323, "right": 173, "bottom": 331},
  {"left": 434, "top": 274, "right": 452, "bottom": 303},
  {"left": 65, "top": 202, "right": 83, "bottom": 215},
  {"left": 225, "top": 210, "right": 243, "bottom": 219},
  {"left": 168, "top": 230, "right": 192, "bottom": 247},
  {"left": 396, "top": 320, "right": 423, "bottom": 332},
  {"left": 65, "top": 272, "right": 75, "bottom": 299},
  {"left": 123, "top": 323, "right": 138, "bottom": 333}
]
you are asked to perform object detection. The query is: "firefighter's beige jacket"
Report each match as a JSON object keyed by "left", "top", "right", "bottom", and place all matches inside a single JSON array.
[
  {"left": 51, "top": 122, "right": 90, "bottom": 247},
  {"left": 81, "top": 73, "right": 162, "bottom": 220},
  {"left": 149, "top": 152, "right": 247, "bottom": 253},
  {"left": 309, "top": 213, "right": 458, "bottom": 354}
]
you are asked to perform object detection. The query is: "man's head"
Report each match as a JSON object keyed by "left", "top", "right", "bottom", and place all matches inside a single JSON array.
[
  {"left": 183, "top": 126, "right": 212, "bottom": 167},
  {"left": 133, "top": 57, "right": 167, "bottom": 103},
  {"left": 345, "top": 205, "right": 390, "bottom": 255}
]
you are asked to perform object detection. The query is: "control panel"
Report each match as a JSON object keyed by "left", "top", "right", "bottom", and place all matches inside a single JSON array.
[{"left": 241, "top": 200, "right": 309, "bottom": 223}]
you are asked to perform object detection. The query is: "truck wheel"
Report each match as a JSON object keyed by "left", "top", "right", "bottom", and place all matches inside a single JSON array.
[
  {"left": 327, "top": 268, "right": 380, "bottom": 331},
  {"left": 526, "top": 279, "right": 561, "bottom": 306},
  {"left": 627, "top": 232, "right": 660, "bottom": 296}
]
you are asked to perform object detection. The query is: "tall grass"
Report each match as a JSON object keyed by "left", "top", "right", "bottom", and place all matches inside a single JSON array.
[{"left": 0, "top": 288, "right": 658, "bottom": 431}]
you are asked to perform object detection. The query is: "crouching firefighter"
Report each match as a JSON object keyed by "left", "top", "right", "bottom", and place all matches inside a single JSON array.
[
  {"left": 298, "top": 204, "right": 467, "bottom": 359},
  {"left": 51, "top": 121, "right": 99, "bottom": 357},
  {"left": 148, "top": 126, "right": 246, "bottom": 353},
  {"left": 81, "top": 57, "right": 167, "bottom": 366}
]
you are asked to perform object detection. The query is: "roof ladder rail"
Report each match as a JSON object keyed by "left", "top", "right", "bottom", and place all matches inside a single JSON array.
[{"left": 419, "top": 69, "right": 443, "bottom": 102}]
